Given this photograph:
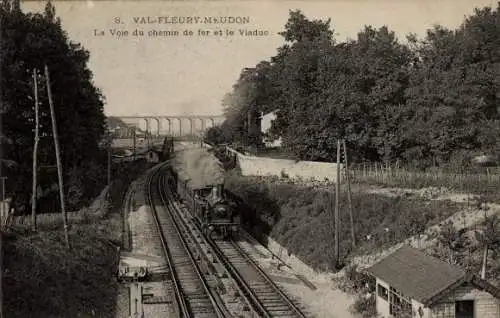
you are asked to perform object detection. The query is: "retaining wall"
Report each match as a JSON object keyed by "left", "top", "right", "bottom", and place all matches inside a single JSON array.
[{"left": 223, "top": 146, "right": 342, "bottom": 182}]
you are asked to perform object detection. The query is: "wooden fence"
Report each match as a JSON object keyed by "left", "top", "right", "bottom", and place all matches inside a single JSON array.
[{"left": 348, "top": 162, "right": 500, "bottom": 193}]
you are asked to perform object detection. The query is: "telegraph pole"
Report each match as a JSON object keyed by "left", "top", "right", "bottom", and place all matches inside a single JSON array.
[
  {"left": 45, "top": 65, "right": 70, "bottom": 250},
  {"left": 31, "top": 68, "right": 40, "bottom": 232},
  {"left": 107, "top": 136, "right": 112, "bottom": 185},
  {"left": 0, "top": 216, "right": 3, "bottom": 318},
  {"left": 132, "top": 129, "right": 136, "bottom": 160},
  {"left": 334, "top": 139, "right": 341, "bottom": 268},
  {"left": 0, "top": 177, "right": 6, "bottom": 224},
  {"left": 343, "top": 140, "right": 355, "bottom": 248},
  {"left": 0, "top": 178, "right": 5, "bottom": 203}
]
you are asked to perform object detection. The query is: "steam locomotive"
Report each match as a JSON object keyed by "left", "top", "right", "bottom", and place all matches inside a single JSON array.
[{"left": 166, "top": 166, "right": 240, "bottom": 239}]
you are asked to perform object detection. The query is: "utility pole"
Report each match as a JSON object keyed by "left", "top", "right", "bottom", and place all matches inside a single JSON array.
[
  {"left": 0, "top": 177, "right": 7, "bottom": 224},
  {"left": 32, "top": 68, "right": 40, "bottom": 232},
  {"left": 343, "top": 140, "right": 355, "bottom": 248},
  {"left": 45, "top": 65, "right": 70, "bottom": 250},
  {"left": 0, "top": 177, "right": 6, "bottom": 229},
  {"left": 107, "top": 138, "right": 112, "bottom": 185},
  {"left": 106, "top": 127, "right": 112, "bottom": 185},
  {"left": 329, "top": 181, "right": 335, "bottom": 267},
  {"left": 247, "top": 107, "right": 252, "bottom": 148},
  {"left": 0, "top": 220, "right": 3, "bottom": 318},
  {"left": 334, "top": 139, "right": 341, "bottom": 268},
  {"left": 132, "top": 129, "right": 136, "bottom": 160},
  {"left": 0, "top": 178, "right": 5, "bottom": 202}
]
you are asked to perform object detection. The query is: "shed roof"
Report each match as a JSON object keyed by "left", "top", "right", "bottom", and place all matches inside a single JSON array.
[{"left": 365, "top": 245, "right": 467, "bottom": 305}]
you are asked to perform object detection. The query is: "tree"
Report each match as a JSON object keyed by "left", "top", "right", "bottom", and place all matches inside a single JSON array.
[
  {"left": 438, "top": 221, "right": 471, "bottom": 264},
  {"left": 267, "top": 11, "right": 336, "bottom": 160},
  {"left": 403, "top": 3, "right": 500, "bottom": 167},
  {"left": 351, "top": 26, "right": 412, "bottom": 162},
  {"left": 276, "top": 24, "right": 412, "bottom": 162},
  {"left": 1, "top": 1, "right": 107, "bottom": 213},
  {"left": 218, "top": 62, "right": 276, "bottom": 148},
  {"left": 278, "top": 9, "right": 334, "bottom": 43},
  {"left": 216, "top": 10, "right": 336, "bottom": 153},
  {"left": 475, "top": 215, "right": 500, "bottom": 279},
  {"left": 220, "top": 3, "right": 500, "bottom": 167},
  {"left": 204, "top": 126, "right": 227, "bottom": 145}
]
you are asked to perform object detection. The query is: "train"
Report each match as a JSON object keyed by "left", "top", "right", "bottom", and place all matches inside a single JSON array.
[{"left": 166, "top": 164, "right": 240, "bottom": 239}]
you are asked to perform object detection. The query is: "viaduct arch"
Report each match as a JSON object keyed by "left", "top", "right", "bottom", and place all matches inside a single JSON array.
[{"left": 115, "top": 115, "right": 224, "bottom": 138}]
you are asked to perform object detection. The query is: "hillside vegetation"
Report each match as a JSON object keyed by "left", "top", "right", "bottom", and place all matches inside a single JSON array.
[
  {"left": 3, "top": 160, "right": 154, "bottom": 317},
  {"left": 2, "top": 2, "right": 108, "bottom": 214},
  {"left": 4, "top": 223, "right": 121, "bottom": 317},
  {"left": 225, "top": 172, "right": 464, "bottom": 271},
  {"left": 0, "top": 3, "right": 160, "bottom": 316},
  {"left": 205, "top": 6, "right": 500, "bottom": 307},
  {"left": 205, "top": 4, "right": 500, "bottom": 170}
]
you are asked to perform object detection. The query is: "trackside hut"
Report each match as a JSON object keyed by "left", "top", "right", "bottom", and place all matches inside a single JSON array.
[{"left": 364, "top": 245, "right": 500, "bottom": 318}]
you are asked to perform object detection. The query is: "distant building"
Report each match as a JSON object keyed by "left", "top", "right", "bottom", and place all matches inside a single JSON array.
[
  {"left": 146, "top": 149, "right": 161, "bottom": 163},
  {"left": 365, "top": 245, "right": 500, "bottom": 318},
  {"left": 260, "top": 110, "right": 282, "bottom": 147},
  {"left": 260, "top": 111, "right": 274, "bottom": 132}
]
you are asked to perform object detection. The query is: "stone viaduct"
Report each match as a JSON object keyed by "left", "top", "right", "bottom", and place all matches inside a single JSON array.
[{"left": 115, "top": 115, "right": 225, "bottom": 137}]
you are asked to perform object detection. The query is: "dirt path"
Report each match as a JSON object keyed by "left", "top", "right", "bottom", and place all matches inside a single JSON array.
[{"left": 242, "top": 233, "right": 359, "bottom": 318}]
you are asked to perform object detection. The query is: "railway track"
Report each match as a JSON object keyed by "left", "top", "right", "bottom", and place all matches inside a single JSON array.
[
  {"left": 209, "top": 238, "right": 307, "bottom": 318},
  {"left": 151, "top": 163, "right": 308, "bottom": 317},
  {"left": 146, "top": 164, "right": 226, "bottom": 318},
  {"left": 158, "top": 166, "right": 307, "bottom": 317}
]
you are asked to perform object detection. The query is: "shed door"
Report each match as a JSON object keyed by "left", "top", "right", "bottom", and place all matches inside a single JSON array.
[{"left": 455, "top": 300, "right": 474, "bottom": 318}]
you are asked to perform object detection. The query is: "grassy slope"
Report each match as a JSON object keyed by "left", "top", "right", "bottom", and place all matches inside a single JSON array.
[
  {"left": 4, "top": 219, "right": 121, "bottom": 317},
  {"left": 225, "top": 173, "right": 464, "bottom": 271},
  {"left": 3, "top": 160, "right": 154, "bottom": 318}
]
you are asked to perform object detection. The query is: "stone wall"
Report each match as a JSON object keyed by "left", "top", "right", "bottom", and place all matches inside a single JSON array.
[{"left": 224, "top": 146, "right": 342, "bottom": 182}]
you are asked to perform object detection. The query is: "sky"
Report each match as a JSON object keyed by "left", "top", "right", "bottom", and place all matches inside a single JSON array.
[{"left": 22, "top": 0, "right": 498, "bottom": 117}]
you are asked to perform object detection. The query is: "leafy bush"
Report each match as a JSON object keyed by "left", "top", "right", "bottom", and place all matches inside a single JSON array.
[
  {"left": 211, "top": 146, "right": 237, "bottom": 170},
  {"left": 204, "top": 126, "right": 228, "bottom": 145},
  {"left": 350, "top": 293, "right": 378, "bottom": 318},
  {"left": 342, "top": 265, "right": 375, "bottom": 293}
]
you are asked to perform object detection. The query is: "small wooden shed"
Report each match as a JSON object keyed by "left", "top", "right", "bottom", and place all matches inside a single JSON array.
[{"left": 365, "top": 245, "right": 500, "bottom": 318}]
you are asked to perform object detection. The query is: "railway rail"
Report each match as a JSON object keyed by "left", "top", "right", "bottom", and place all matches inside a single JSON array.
[
  {"left": 146, "top": 164, "right": 226, "bottom": 318},
  {"left": 209, "top": 238, "right": 307, "bottom": 318}
]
